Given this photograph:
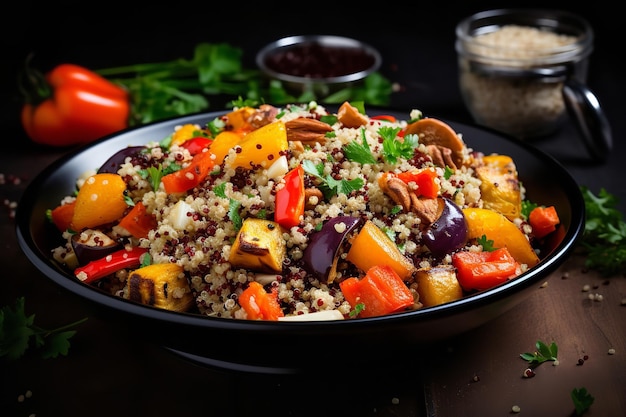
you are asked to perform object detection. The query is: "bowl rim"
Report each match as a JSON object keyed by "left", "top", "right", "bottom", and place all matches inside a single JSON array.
[{"left": 255, "top": 35, "right": 382, "bottom": 84}]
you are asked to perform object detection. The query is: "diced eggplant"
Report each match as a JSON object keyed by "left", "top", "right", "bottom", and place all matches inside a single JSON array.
[
  {"left": 71, "top": 229, "right": 123, "bottom": 265},
  {"left": 97, "top": 146, "right": 145, "bottom": 174},
  {"left": 422, "top": 198, "right": 468, "bottom": 258},
  {"left": 302, "top": 216, "right": 363, "bottom": 282}
]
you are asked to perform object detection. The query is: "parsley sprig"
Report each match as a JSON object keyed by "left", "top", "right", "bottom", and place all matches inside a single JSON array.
[
  {"left": 571, "top": 387, "right": 594, "bottom": 415},
  {"left": 302, "top": 160, "right": 364, "bottom": 200},
  {"left": 1, "top": 297, "right": 87, "bottom": 360},
  {"left": 343, "top": 125, "right": 419, "bottom": 166},
  {"left": 520, "top": 340, "right": 558, "bottom": 364},
  {"left": 579, "top": 186, "right": 626, "bottom": 276}
]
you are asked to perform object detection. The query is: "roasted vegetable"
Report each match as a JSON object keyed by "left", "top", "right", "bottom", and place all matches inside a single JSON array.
[
  {"left": 71, "top": 173, "right": 128, "bottom": 230},
  {"left": 302, "top": 216, "right": 364, "bottom": 282},
  {"left": 238, "top": 281, "right": 284, "bottom": 320},
  {"left": 422, "top": 197, "right": 468, "bottom": 258},
  {"left": 340, "top": 264, "right": 415, "bottom": 318},
  {"left": 228, "top": 218, "right": 286, "bottom": 273},
  {"left": 124, "top": 263, "right": 194, "bottom": 312},
  {"left": 71, "top": 229, "right": 122, "bottom": 265},
  {"left": 97, "top": 146, "right": 145, "bottom": 174},
  {"left": 463, "top": 208, "right": 540, "bottom": 267},
  {"left": 346, "top": 219, "right": 416, "bottom": 280},
  {"left": 227, "top": 120, "right": 288, "bottom": 169},
  {"left": 74, "top": 247, "right": 148, "bottom": 284},
  {"left": 415, "top": 265, "right": 463, "bottom": 307},
  {"left": 476, "top": 155, "right": 521, "bottom": 220},
  {"left": 452, "top": 247, "right": 521, "bottom": 291}
]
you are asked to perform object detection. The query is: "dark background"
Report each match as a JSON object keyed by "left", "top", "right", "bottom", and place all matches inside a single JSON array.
[{"left": 2, "top": 1, "right": 621, "bottom": 129}]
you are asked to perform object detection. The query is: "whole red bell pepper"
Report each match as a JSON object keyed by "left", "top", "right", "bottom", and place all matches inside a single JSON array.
[{"left": 20, "top": 63, "right": 130, "bottom": 147}]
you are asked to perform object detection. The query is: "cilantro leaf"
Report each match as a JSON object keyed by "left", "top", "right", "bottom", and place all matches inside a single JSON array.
[
  {"left": 571, "top": 387, "right": 594, "bottom": 415},
  {"left": 302, "top": 159, "right": 364, "bottom": 200},
  {"left": 0, "top": 297, "right": 87, "bottom": 360},
  {"left": 477, "top": 235, "right": 496, "bottom": 252},
  {"left": 380, "top": 127, "right": 418, "bottom": 165},
  {"left": 343, "top": 129, "right": 377, "bottom": 165}
]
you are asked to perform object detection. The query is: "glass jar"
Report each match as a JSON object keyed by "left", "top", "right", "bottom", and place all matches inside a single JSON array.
[{"left": 456, "top": 9, "right": 594, "bottom": 140}]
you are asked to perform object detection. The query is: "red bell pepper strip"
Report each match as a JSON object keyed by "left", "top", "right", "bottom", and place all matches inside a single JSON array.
[
  {"left": 339, "top": 264, "right": 414, "bottom": 318},
  {"left": 370, "top": 115, "right": 397, "bottom": 123},
  {"left": 274, "top": 165, "right": 305, "bottom": 229},
  {"left": 74, "top": 247, "right": 148, "bottom": 284},
  {"left": 20, "top": 63, "right": 130, "bottom": 147},
  {"left": 181, "top": 137, "right": 213, "bottom": 155},
  {"left": 161, "top": 150, "right": 215, "bottom": 193},
  {"left": 396, "top": 169, "right": 440, "bottom": 199},
  {"left": 452, "top": 247, "right": 520, "bottom": 292},
  {"left": 529, "top": 205, "right": 560, "bottom": 239},
  {"left": 239, "top": 281, "right": 284, "bottom": 320},
  {"left": 117, "top": 201, "right": 157, "bottom": 238}
]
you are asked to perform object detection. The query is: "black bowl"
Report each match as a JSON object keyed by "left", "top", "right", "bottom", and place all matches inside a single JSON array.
[{"left": 16, "top": 109, "right": 585, "bottom": 374}]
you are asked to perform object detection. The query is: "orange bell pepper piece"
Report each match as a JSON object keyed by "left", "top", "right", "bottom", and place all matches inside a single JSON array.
[
  {"left": 239, "top": 281, "right": 284, "bottom": 321},
  {"left": 117, "top": 201, "right": 157, "bottom": 238},
  {"left": 452, "top": 247, "right": 520, "bottom": 292},
  {"left": 340, "top": 264, "right": 414, "bottom": 318}
]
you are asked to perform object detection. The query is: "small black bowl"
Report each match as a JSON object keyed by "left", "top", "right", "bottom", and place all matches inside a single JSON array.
[
  {"left": 256, "top": 35, "right": 382, "bottom": 96},
  {"left": 16, "top": 108, "right": 585, "bottom": 374}
]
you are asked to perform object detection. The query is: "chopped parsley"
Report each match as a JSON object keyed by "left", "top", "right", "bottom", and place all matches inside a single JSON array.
[{"left": 302, "top": 159, "right": 364, "bottom": 200}]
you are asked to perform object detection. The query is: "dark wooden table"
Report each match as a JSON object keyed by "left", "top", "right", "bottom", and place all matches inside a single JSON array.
[{"left": 2, "top": 3, "right": 625, "bottom": 416}]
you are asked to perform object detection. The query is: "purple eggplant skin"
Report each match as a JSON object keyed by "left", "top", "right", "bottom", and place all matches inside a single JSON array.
[
  {"left": 97, "top": 146, "right": 146, "bottom": 174},
  {"left": 422, "top": 198, "right": 468, "bottom": 258},
  {"left": 302, "top": 216, "right": 364, "bottom": 281},
  {"left": 71, "top": 230, "right": 123, "bottom": 265}
]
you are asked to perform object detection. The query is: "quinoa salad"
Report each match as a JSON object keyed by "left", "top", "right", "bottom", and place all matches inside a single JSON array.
[{"left": 48, "top": 101, "right": 559, "bottom": 321}]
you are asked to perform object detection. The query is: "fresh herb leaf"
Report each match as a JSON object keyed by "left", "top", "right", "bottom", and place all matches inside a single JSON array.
[
  {"left": 521, "top": 199, "right": 538, "bottom": 220},
  {"left": 477, "top": 235, "right": 496, "bottom": 252},
  {"left": 302, "top": 159, "right": 364, "bottom": 200},
  {"left": 579, "top": 186, "right": 626, "bottom": 276},
  {"left": 213, "top": 182, "right": 243, "bottom": 231},
  {"left": 380, "top": 127, "right": 418, "bottom": 165},
  {"left": 520, "top": 340, "right": 558, "bottom": 364},
  {"left": 349, "top": 303, "right": 366, "bottom": 318},
  {"left": 0, "top": 297, "right": 87, "bottom": 360},
  {"left": 343, "top": 129, "right": 377, "bottom": 165},
  {"left": 571, "top": 387, "right": 594, "bottom": 415}
]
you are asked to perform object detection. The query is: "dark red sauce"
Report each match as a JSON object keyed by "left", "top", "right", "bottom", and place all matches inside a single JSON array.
[{"left": 263, "top": 43, "right": 377, "bottom": 79}]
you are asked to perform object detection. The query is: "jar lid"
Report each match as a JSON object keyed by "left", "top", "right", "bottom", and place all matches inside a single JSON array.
[{"left": 562, "top": 79, "right": 612, "bottom": 162}]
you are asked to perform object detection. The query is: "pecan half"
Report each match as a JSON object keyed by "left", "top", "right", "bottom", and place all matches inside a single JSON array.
[{"left": 285, "top": 118, "right": 333, "bottom": 145}]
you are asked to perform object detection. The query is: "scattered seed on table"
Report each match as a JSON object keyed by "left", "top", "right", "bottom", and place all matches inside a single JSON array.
[
  {"left": 608, "top": 348, "right": 616, "bottom": 355},
  {"left": 512, "top": 405, "right": 521, "bottom": 413}
]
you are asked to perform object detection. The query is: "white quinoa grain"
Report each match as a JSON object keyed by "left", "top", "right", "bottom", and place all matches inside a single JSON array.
[
  {"left": 511, "top": 405, "right": 521, "bottom": 413},
  {"left": 608, "top": 348, "right": 616, "bottom": 355}
]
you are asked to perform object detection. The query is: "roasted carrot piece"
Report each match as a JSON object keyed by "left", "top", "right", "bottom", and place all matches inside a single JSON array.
[
  {"left": 50, "top": 200, "right": 76, "bottom": 231},
  {"left": 117, "top": 201, "right": 157, "bottom": 238},
  {"left": 529, "top": 205, "right": 560, "bottom": 239}
]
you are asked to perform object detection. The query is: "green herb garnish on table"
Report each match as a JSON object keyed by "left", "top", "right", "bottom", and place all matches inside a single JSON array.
[
  {"left": 0, "top": 297, "right": 87, "bottom": 360},
  {"left": 579, "top": 186, "right": 626, "bottom": 276}
]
